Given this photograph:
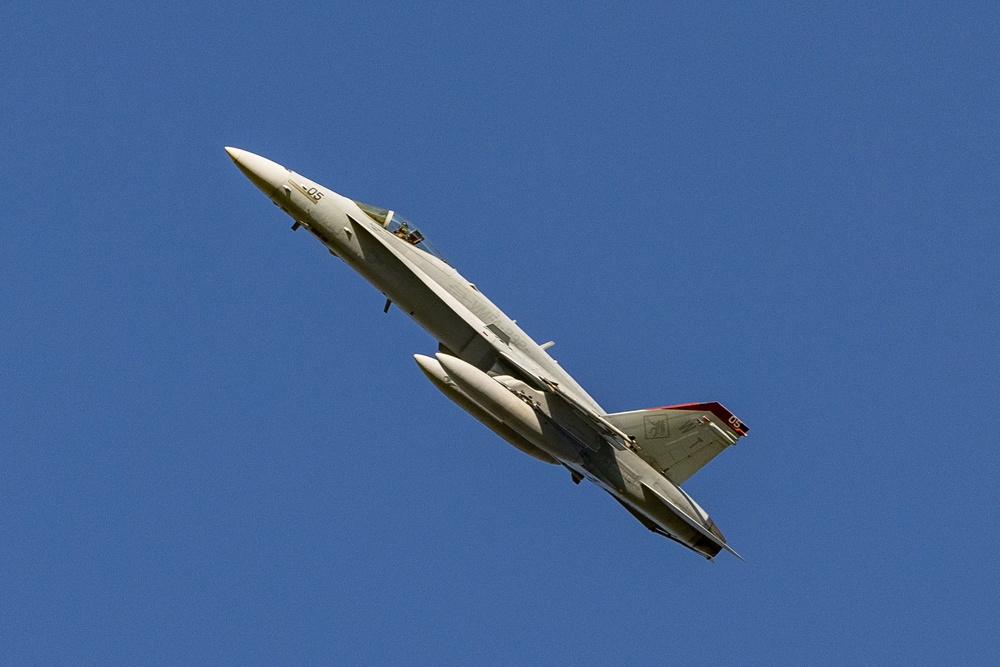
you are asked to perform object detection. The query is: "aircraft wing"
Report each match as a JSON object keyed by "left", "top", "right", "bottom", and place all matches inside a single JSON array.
[
  {"left": 348, "top": 215, "right": 505, "bottom": 368},
  {"left": 604, "top": 403, "right": 748, "bottom": 485},
  {"left": 349, "top": 214, "right": 596, "bottom": 403},
  {"left": 349, "top": 212, "right": 747, "bottom": 487},
  {"left": 490, "top": 346, "right": 639, "bottom": 450}
]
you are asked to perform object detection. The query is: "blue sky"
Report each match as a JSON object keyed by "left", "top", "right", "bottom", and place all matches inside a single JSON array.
[{"left": 2, "top": 2, "right": 998, "bottom": 664}]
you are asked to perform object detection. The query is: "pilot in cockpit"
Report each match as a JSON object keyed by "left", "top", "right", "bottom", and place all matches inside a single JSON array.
[{"left": 393, "top": 222, "right": 425, "bottom": 246}]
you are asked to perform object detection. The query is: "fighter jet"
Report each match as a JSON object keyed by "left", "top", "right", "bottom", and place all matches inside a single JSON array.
[{"left": 226, "top": 147, "right": 749, "bottom": 559}]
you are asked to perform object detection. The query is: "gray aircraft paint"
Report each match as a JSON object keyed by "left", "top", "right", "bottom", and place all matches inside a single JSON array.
[{"left": 227, "top": 147, "right": 747, "bottom": 560}]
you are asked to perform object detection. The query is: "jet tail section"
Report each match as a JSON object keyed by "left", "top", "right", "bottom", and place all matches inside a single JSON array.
[
  {"left": 605, "top": 402, "right": 747, "bottom": 485},
  {"left": 639, "top": 482, "right": 744, "bottom": 560}
]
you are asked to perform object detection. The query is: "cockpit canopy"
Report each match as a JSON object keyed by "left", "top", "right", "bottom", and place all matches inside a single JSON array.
[{"left": 353, "top": 199, "right": 445, "bottom": 261}]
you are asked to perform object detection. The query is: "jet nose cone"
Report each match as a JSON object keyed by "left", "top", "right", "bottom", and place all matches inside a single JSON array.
[{"left": 225, "top": 146, "right": 288, "bottom": 198}]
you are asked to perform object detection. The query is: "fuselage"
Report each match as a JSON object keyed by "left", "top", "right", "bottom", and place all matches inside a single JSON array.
[{"left": 232, "top": 149, "right": 603, "bottom": 413}]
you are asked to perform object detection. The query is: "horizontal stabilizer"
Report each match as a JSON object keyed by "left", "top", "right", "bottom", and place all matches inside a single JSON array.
[{"left": 641, "top": 482, "right": 743, "bottom": 560}]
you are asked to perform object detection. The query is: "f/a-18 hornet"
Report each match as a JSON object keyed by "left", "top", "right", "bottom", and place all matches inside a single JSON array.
[{"left": 226, "top": 147, "right": 749, "bottom": 560}]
